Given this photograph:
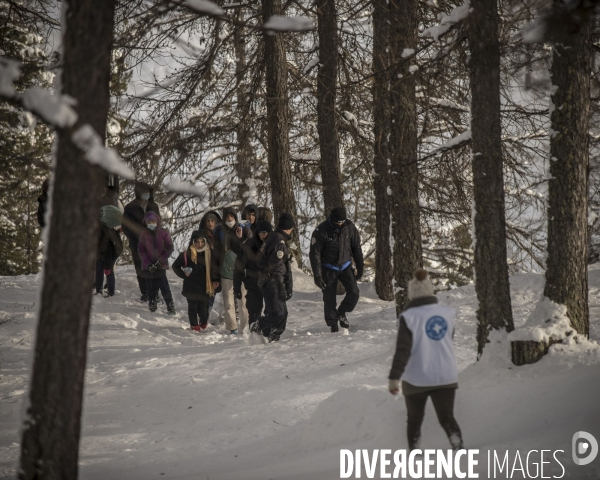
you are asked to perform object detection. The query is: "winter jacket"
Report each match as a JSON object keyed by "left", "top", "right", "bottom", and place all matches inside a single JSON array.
[
  {"left": 389, "top": 296, "right": 458, "bottom": 395},
  {"left": 233, "top": 233, "right": 265, "bottom": 295},
  {"left": 37, "top": 192, "right": 47, "bottom": 228},
  {"left": 240, "top": 203, "right": 259, "bottom": 239},
  {"left": 309, "top": 218, "right": 364, "bottom": 280},
  {"left": 213, "top": 207, "right": 243, "bottom": 279},
  {"left": 172, "top": 247, "right": 220, "bottom": 301},
  {"left": 137, "top": 212, "right": 174, "bottom": 271},
  {"left": 98, "top": 223, "right": 123, "bottom": 269},
  {"left": 122, "top": 184, "right": 160, "bottom": 252},
  {"left": 259, "top": 229, "right": 293, "bottom": 295}
]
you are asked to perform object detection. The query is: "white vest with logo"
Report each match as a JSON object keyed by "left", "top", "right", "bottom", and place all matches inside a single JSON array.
[{"left": 401, "top": 304, "right": 458, "bottom": 387}]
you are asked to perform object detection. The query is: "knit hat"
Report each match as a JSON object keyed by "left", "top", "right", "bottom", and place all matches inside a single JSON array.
[
  {"left": 189, "top": 230, "right": 206, "bottom": 245},
  {"left": 277, "top": 212, "right": 295, "bottom": 230},
  {"left": 256, "top": 220, "right": 273, "bottom": 233},
  {"left": 330, "top": 207, "right": 347, "bottom": 223},
  {"left": 407, "top": 269, "right": 435, "bottom": 300},
  {"left": 101, "top": 205, "right": 123, "bottom": 228},
  {"left": 143, "top": 211, "right": 160, "bottom": 226}
]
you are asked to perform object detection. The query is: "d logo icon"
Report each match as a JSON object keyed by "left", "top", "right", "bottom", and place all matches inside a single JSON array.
[{"left": 572, "top": 432, "right": 598, "bottom": 466}]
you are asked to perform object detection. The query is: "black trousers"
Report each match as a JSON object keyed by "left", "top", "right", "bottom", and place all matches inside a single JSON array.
[
  {"left": 404, "top": 388, "right": 463, "bottom": 450},
  {"left": 130, "top": 247, "right": 147, "bottom": 296},
  {"left": 145, "top": 270, "right": 173, "bottom": 303},
  {"left": 259, "top": 277, "right": 287, "bottom": 335},
  {"left": 244, "top": 279, "right": 264, "bottom": 325},
  {"left": 187, "top": 298, "right": 210, "bottom": 327},
  {"left": 322, "top": 266, "right": 360, "bottom": 326}
]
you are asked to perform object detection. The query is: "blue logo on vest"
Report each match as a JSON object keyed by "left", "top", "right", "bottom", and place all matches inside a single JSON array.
[{"left": 425, "top": 316, "right": 448, "bottom": 340}]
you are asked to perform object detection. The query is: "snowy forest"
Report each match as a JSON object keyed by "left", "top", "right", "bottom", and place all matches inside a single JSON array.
[{"left": 1, "top": 0, "right": 600, "bottom": 479}]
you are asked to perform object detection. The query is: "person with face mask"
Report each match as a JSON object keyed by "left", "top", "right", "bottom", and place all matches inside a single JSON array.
[
  {"left": 172, "top": 231, "right": 221, "bottom": 331},
  {"left": 233, "top": 220, "right": 273, "bottom": 331},
  {"left": 122, "top": 182, "right": 160, "bottom": 302},
  {"left": 213, "top": 208, "right": 244, "bottom": 333},
  {"left": 138, "top": 211, "right": 175, "bottom": 314}
]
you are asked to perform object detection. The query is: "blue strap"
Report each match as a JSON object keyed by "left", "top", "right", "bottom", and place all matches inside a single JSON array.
[{"left": 322, "top": 260, "right": 351, "bottom": 271}]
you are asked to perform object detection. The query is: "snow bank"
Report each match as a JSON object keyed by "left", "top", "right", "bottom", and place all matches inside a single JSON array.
[
  {"left": 163, "top": 178, "right": 209, "bottom": 197},
  {"left": 507, "top": 296, "right": 573, "bottom": 343},
  {"left": 184, "top": 0, "right": 224, "bottom": 16}
]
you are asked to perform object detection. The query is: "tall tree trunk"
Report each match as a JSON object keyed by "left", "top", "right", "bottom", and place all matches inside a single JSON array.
[
  {"left": 372, "top": 0, "right": 394, "bottom": 301},
  {"left": 389, "top": 0, "right": 422, "bottom": 310},
  {"left": 468, "top": 0, "right": 514, "bottom": 357},
  {"left": 234, "top": 8, "right": 254, "bottom": 204},
  {"left": 316, "top": 0, "right": 344, "bottom": 213},
  {"left": 19, "top": 1, "right": 116, "bottom": 479},
  {"left": 262, "top": 0, "right": 301, "bottom": 265},
  {"left": 544, "top": 3, "right": 591, "bottom": 336}
]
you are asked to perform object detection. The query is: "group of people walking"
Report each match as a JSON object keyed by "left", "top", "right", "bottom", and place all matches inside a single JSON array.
[{"left": 39, "top": 178, "right": 465, "bottom": 452}]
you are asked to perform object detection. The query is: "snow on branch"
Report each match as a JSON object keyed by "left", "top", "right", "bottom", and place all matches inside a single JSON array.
[
  {"left": 163, "top": 178, "right": 210, "bottom": 197},
  {"left": 422, "top": 1, "right": 472, "bottom": 41},
  {"left": 183, "top": 0, "right": 225, "bottom": 16},
  {"left": 0, "top": 57, "right": 78, "bottom": 128},
  {"left": 72, "top": 125, "right": 135, "bottom": 179},
  {"left": 263, "top": 15, "right": 315, "bottom": 33},
  {"left": 421, "top": 129, "right": 471, "bottom": 161}
]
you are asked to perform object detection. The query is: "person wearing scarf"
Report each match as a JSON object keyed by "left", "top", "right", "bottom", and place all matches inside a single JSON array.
[{"left": 173, "top": 230, "right": 221, "bottom": 331}]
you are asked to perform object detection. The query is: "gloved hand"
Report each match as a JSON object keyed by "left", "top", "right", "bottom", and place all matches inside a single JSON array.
[
  {"left": 277, "top": 282, "right": 287, "bottom": 302},
  {"left": 154, "top": 260, "right": 162, "bottom": 268},
  {"left": 355, "top": 265, "right": 363, "bottom": 281},
  {"left": 234, "top": 290, "right": 242, "bottom": 300},
  {"left": 148, "top": 263, "right": 158, "bottom": 274},
  {"left": 103, "top": 269, "right": 111, "bottom": 276},
  {"left": 314, "top": 276, "right": 326, "bottom": 290},
  {"left": 286, "top": 291, "right": 293, "bottom": 301},
  {"left": 389, "top": 379, "right": 400, "bottom": 395}
]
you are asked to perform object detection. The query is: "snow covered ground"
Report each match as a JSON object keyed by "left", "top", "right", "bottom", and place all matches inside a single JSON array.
[{"left": 1, "top": 266, "right": 600, "bottom": 479}]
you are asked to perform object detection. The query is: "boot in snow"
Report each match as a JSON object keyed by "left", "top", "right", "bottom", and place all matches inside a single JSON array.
[
  {"left": 149, "top": 299, "right": 158, "bottom": 312},
  {"left": 250, "top": 319, "right": 262, "bottom": 334},
  {"left": 337, "top": 309, "right": 349, "bottom": 329},
  {"left": 330, "top": 323, "right": 339, "bottom": 333},
  {"left": 267, "top": 331, "right": 280, "bottom": 343},
  {"left": 166, "top": 301, "right": 176, "bottom": 315},
  {"left": 230, "top": 329, "right": 238, "bottom": 335},
  {"left": 191, "top": 325, "right": 201, "bottom": 332},
  {"left": 140, "top": 293, "right": 149, "bottom": 303},
  {"left": 199, "top": 323, "right": 208, "bottom": 330}
]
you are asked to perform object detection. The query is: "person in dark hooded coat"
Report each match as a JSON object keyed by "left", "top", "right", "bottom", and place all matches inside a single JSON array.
[
  {"left": 173, "top": 231, "right": 221, "bottom": 331},
  {"left": 36, "top": 178, "right": 49, "bottom": 228},
  {"left": 138, "top": 211, "right": 175, "bottom": 314},
  {"left": 233, "top": 220, "right": 273, "bottom": 329},
  {"left": 240, "top": 203, "right": 259, "bottom": 240},
  {"left": 96, "top": 205, "right": 123, "bottom": 297},
  {"left": 309, "top": 207, "right": 364, "bottom": 332},
  {"left": 122, "top": 182, "right": 160, "bottom": 301}
]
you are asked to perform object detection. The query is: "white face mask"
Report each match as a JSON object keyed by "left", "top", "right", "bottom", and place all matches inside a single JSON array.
[
  {"left": 225, "top": 220, "right": 236, "bottom": 228},
  {"left": 141, "top": 193, "right": 150, "bottom": 201},
  {"left": 147, "top": 224, "right": 157, "bottom": 231}
]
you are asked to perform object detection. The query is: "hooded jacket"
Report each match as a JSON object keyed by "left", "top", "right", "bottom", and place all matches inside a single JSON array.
[
  {"left": 309, "top": 218, "right": 364, "bottom": 280},
  {"left": 213, "top": 207, "right": 243, "bottom": 279},
  {"left": 98, "top": 223, "right": 123, "bottom": 269},
  {"left": 240, "top": 203, "right": 259, "bottom": 239},
  {"left": 258, "top": 228, "right": 293, "bottom": 295},
  {"left": 122, "top": 182, "right": 160, "bottom": 251},
  {"left": 233, "top": 233, "right": 265, "bottom": 294},
  {"left": 137, "top": 211, "right": 174, "bottom": 271},
  {"left": 172, "top": 233, "right": 220, "bottom": 301}
]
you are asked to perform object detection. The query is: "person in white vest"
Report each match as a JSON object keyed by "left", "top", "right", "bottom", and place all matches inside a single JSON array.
[{"left": 388, "top": 269, "right": 464, "bottom": 451}]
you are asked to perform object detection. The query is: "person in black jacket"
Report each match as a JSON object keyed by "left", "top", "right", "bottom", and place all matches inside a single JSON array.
[
  {"left": 233, "top": 220, "right": 273, "bottom": 329},
  {"left": 250, "top": 213, "right": 294, "bottom": 343},
  {"left": 240, "top": 203, "right": 259, "bottom": 240},
  {"left": 122, "top": 182, "right": 160, "bottom": 302},
  {"left": 173, "top": 231, "right": 221, "bottom": 331},
  {"left": 96, "top": 205, "right": 124, "bottom": 297},
  {"left": 309, "top": 207, "right": 364, "bottom": 332},
  {"left": 36, "top": 178, "right": 49, "bottom": 228}
]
